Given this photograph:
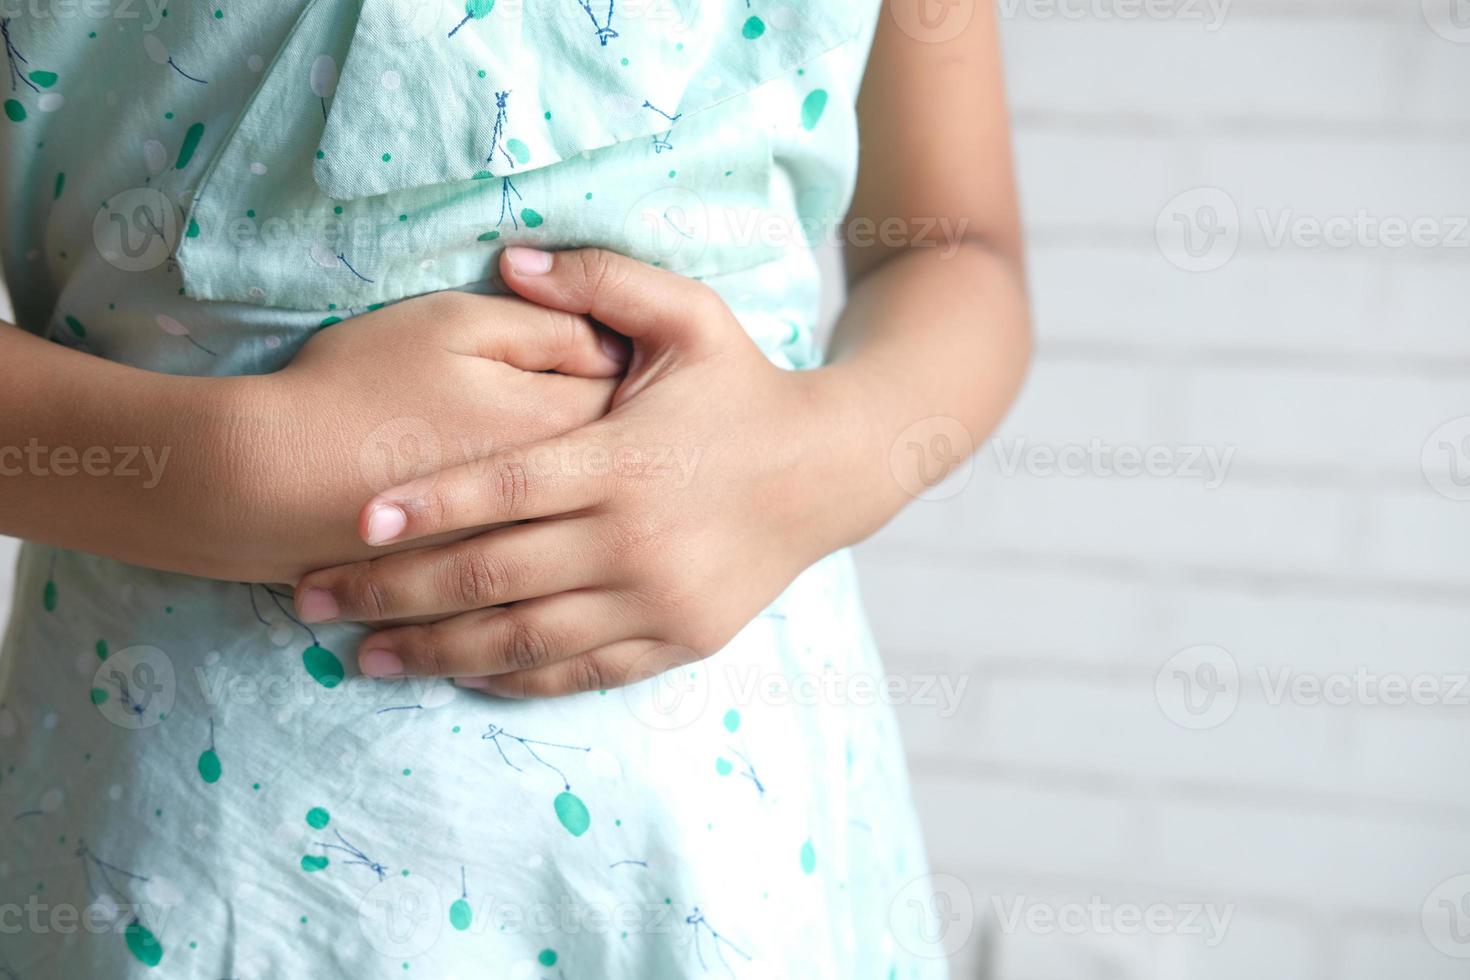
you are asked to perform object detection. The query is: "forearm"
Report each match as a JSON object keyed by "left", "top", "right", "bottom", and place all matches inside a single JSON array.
[
  {"left": 815, "top": 241, "right": 1032, "bottom": 548},
  {"left": 0, "top": 320, "right": 258, "bottom": 577}
]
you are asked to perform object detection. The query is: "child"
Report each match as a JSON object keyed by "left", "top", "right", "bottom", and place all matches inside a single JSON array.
[{"left": 0, "top": 0, "right": 1028, "bottom": 975}]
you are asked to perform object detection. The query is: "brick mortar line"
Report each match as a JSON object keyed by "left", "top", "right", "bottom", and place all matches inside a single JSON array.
[
  {"left": 907, "top": 758, "right": 1470, "bottom": 828},
  {"left": 857, "top": 545, "right": 1470, "bottom": 605},
  {"left": 1012, "top": 109, "right": 1470, "bottom": 142},
  {"left": 1029, "top": 340, "right": 1470, "bottom": 377},
  {"left": 1021, "top": 227, "right": 1470, "bottom": 266}
]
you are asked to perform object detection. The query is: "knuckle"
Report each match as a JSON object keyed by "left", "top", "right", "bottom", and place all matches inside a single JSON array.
[
  {"left": 443, "top": 548, "right": 510, "bottom": 608},
  {"left": 566, "top": 655, "right": 608, "bottom": 695},
  {"left": 408, "top": 624, "right": 453, "bottom": 676},
  {"left": 502, "top": 619, "right": 552, "bottom": 672},
  {"left": 580, "top": 248, "right": 629, "bottom": 297},
  {"left": 544, "top": 307, "right": 580, "bottom": 355},
  {"left": 417, "top": 482, "right": 457, "bottom": 531},
  {"left": 342, "top": 564, "right": 392, "bottom": 621},
  {"left": 491, "top": 456, "right": 532, "bottom": 517}
]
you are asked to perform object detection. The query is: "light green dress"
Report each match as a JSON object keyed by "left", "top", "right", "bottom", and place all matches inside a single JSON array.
[{"left": 0, "top": 2, "right": 943, "bottom": 976}]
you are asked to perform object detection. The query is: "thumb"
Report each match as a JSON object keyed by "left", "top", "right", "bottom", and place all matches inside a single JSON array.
[{"left": 499, "top": 246, "right": 732, "bottom": 358}]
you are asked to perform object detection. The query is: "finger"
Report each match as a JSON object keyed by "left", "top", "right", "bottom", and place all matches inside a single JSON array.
[
  {"left": 359, "top": 427, "right": 617, "bottom": 546},
  {"left": 356, "top": 591, "right": 639, "bottom": 679},
  {"left": 458, "top": 639, "right": 699, "bottom": 699},
  {"left": 442, "top": 293, "right": 628, "bottom": 378},
  {"left": 499, "top": 247, "right": 732, "bottom": 356},
  {"left": 295, "top": 519, "right": 608, "bottom": 625}
]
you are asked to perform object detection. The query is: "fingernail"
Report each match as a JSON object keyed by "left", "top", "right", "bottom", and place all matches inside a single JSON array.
[
  {"left": 359, "top": 648, "right": 405, "bottom": 678},
  {"left": 505, "top": 246, "right": 554, "bottom": 276},
  {"left": 454, "top": 676, "right": 492, "bottom": 690},
  {"left": 298, "top": 588, "right": 339, "bottom": 624},
  {"left": 365, "top": 503, "right": 407, "bottom": 545},
  {"left": 599, "top": 331, "right": 629, "bottom": 365}
]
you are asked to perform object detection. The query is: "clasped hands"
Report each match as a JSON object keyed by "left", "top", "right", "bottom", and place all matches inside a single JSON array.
[{"left": 290, "top": 247, "right": 866, "bottom": 698}]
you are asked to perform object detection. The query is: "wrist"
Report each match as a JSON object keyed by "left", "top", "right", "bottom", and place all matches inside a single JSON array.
[{"left": 786, "top": 362, "right": 908, "bottom": 558}]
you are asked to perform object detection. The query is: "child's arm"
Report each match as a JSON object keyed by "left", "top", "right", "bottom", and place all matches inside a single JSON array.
[
  {"left": 827, "top": 0, "right": 1032, "bottom": 536},
  {"left": 0, "top": 292, "right": 623, "bottom": 583}
]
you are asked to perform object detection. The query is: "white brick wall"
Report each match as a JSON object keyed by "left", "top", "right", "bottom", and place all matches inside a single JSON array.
[
  {"left": 3, "top": 3, "right": 1468, "bottom": 976},
  {"left": 854, "top": 1, "right": 1470, "bottom": 977}
]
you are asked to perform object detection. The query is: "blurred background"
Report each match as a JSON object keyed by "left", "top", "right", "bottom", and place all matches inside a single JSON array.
[{"left": 4, "top": 0, "right": 1469, "bottom": 976}]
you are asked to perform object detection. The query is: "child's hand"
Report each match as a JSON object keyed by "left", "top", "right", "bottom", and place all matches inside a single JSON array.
[
  {"left": 292, "top": 248, "right": 874, "bottom": 697},
  {"left": 220, "top": 290, "right": 625, "bottom": 583}
]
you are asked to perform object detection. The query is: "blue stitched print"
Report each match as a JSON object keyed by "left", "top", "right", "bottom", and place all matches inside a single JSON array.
[
  {"left": 485, "top": 90, "right": 515, "bottom": 170},
  {"left": 684, "top": 906, "right": 752, "bottom": 977},
  {"left": 479, "top": 90, "right": 540, "bottom": 230},
  {"left": 450, "top": 0, "right": 497, "bottom": 39},
  {"left": 142, "top": 32, "right": 209, "bottom": 85},
  {"left": 643, "top": 101, "right": 682, "bottom": 153},
  {"left": 2, "top": 19, "right": 37, "bottom": 95},
  {"left": 312, "top": 829, "right": 390, "bottom": 880},
  {"left": 309, "top": 243, "right": 377, "bottom": 285},
  {"left": 481, "top": 723, "right": 594, "bottom": 836},
  {"left": 76, "top": 840, "right": 166, "bottom": 967},
  {"left": 246, "top": 583, "right": 347, "bottom": 689},
  {"left": 575, "top": 0, "right": 618, "bottom": 46}
]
